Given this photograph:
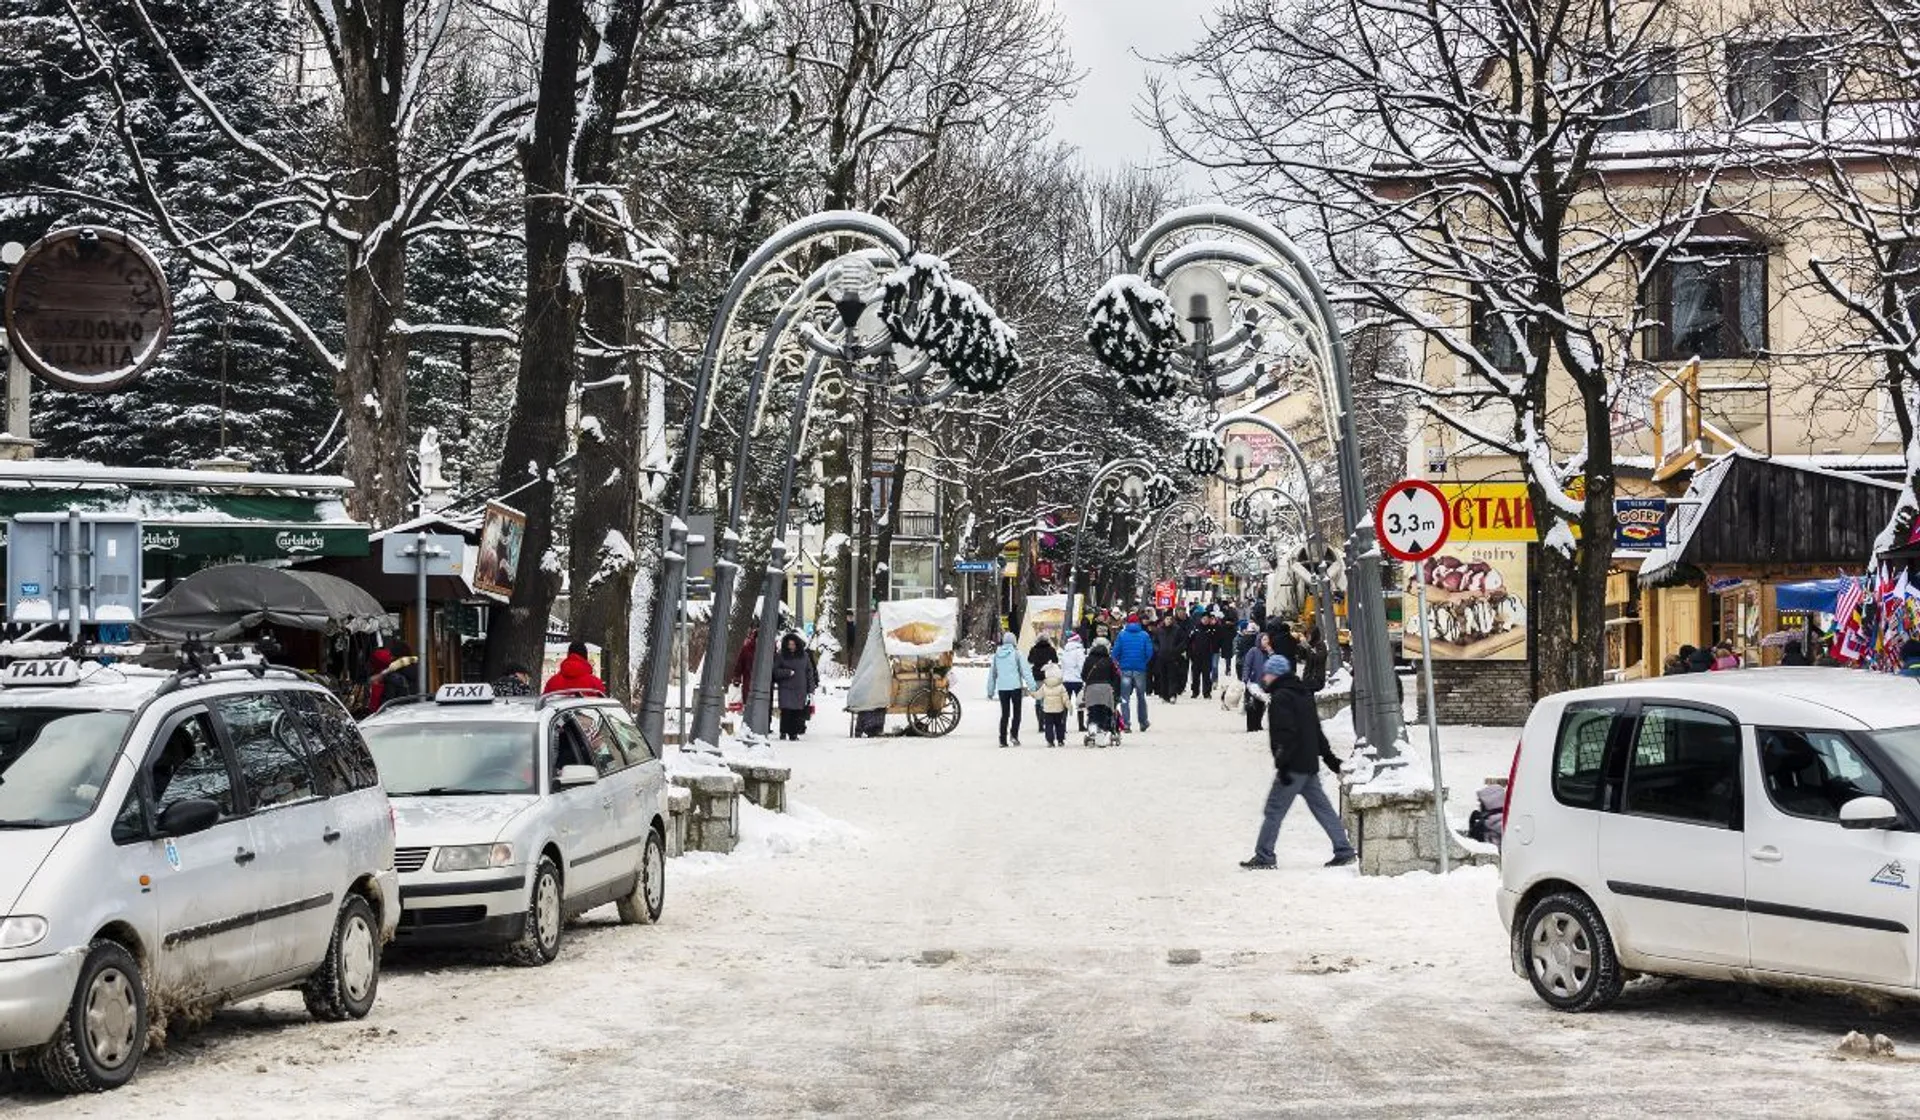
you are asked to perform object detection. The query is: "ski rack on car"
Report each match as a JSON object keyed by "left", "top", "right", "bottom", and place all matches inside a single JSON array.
[
  {"left": 150, "top": 660, "right": 325, "bottom": 700},
  {"left": 536, "top": 688, "right": 607, "bottom": 710}
]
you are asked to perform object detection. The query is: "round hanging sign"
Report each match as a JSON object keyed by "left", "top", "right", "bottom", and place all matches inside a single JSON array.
[
  {"left": 1373, "top": 478, "right": 1452, "bottom": 563},
  {"left": 3, "top": 227, "right": 173, "bottom": 392}
]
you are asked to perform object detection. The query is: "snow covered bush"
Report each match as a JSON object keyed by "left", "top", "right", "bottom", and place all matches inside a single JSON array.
[{"left": 879, "top": 252, "right": 1022, "bottom": 393}]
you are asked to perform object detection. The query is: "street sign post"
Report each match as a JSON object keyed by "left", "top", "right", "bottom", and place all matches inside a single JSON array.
[
  {"left": 953, "top": 559, "right": 994, "bottom": 573},
  {"left": 1373, "top": 478, "right": 1454, "bottom": 873},
  {"left": 383, "top": 532, "right": 460, "bottom": 696}
]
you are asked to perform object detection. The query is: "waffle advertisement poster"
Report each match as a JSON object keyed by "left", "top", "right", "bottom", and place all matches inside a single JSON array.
[{"left": 1403, "top": 541, "right": 1529, "bottom": 660}]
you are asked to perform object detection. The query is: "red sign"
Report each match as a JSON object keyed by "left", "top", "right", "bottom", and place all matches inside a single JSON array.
[
  {"left": 1153, "top": 579, "right": 1178, "bottom": 611},
  {"left": 1374, "top": 479, "right": 1452, "bottom": 563}
]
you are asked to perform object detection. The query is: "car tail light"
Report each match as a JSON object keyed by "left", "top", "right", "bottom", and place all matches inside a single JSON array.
[{"left": 1502, "top": 738, "right": 1521, "bottom": 822}]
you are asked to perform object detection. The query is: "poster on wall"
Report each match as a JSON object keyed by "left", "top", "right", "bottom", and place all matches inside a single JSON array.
[
  {"left": 1403, "top": 541, "right": 1529, "bottom": 660},
  {"left": 474, "top": 501, "right": 526, "bottom": 602}
]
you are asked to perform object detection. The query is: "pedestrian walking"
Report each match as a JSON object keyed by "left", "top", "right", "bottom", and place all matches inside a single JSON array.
[
  {"left": 1111, "top": 614, "right": 1154, "bottom": 733},
  {"left": 1028, "top": 634, "right": 1059, "bottom": 725},
  {"left": 771, "top": 632, "right": 818, "bottom": 740},
  {"left": 1155, "top": 615, "right": 1188, "bottom": 703},
  {"left": 1241, "top": 653, "right": 1356, "bottom": 870},
  {"left": 1301, "top": 625, "right": 1329, "bottom": 693},
  {"left": 1036, "top": 665, "right": 1071, "bottom": 747},
  {"left": 1059, "top": 632, "right": 1088, "bottom": 731},
  {"left": 1187, "top": 612, "right": 1221, "bottom": 699},
  {"left": 1710, "top": 642, "right": 1742, "bottom": 671},
  {"left": 1240, "top": 631, "right": 1274, "bottom": 732},
  {"left": 986, "top": 631, "right": 1038, "bottom": 747},
  {"left": 1080, "top": 637, "right": 1121, "bottom": 746},
  {"left": 1781, "top": 639, "right": 1811, "bottom": 666}
]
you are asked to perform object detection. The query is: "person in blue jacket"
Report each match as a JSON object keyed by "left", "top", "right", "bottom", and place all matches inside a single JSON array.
[
  {"left": 1110, "top": 613, "right": 1155, "bottom": 733},
  {"left": 986, "top": 631, "right": 1038, "bottom": 747}
]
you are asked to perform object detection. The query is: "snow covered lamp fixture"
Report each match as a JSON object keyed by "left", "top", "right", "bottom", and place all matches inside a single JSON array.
[
  {"left": 1163, "top": 263, "right": 1231, "bottom": 343},
  {"left": 1085, "top": 275, "right": 1182, "bottom": 400},
  {"left": 878, "top": 254, "right": 1020, "bottom": 394},
  {"left": 1184, "top": 430, "right": 1225, "bottom": 477}
]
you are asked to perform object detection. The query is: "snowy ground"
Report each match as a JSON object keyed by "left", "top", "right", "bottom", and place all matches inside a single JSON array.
[{"left": 8, "top": 669, "right": 1920, "bottom": 1115}]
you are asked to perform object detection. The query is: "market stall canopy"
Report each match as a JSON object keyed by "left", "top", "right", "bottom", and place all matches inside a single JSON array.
[
  {"left": 1774, "top": 578, "right": 1850, "bottom": 613},
  {"left": 137, "top": 564, "right": 393, "bottom": 641},
  {"left": 1638, "top": 452, "right": 1900, "bottom": 586}
]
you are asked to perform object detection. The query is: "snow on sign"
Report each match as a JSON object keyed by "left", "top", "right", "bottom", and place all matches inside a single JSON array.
[
  {"left": 1374, "top": 479, "right": 1452, "bottom": 563},
  {"left": 3, "top": 227, "right": 173, "bottom": 393}
]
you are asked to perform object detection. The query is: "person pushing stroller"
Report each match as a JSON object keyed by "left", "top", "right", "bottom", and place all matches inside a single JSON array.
[{"left": 1079, "top": 636, "right": 1122, "bottom": 747}]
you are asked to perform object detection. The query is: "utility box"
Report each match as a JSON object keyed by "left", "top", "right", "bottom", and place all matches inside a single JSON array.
[{"left": 6, "top": 515, "right": 144, "bottom": 625}]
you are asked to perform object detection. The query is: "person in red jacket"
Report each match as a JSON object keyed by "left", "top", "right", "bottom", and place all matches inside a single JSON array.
[{"left": 544, "top": 641, "right": 607, "bottom": 696}]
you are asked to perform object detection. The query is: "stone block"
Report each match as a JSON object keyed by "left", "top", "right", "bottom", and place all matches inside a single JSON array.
[
  {"left": 725, "top": 759, "right": 791, "bottom": 814},
  {"left": 665, "top": 786, "right": 692, "bottom": 858},
  {"left": 671, "top": 771, "right": 743, "bottom": 854}
]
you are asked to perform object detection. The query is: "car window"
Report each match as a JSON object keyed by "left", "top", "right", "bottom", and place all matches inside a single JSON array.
[
  {"left": 0, "top": 708, "right": 130, "bottom": 827},
  {"left": 1760, "top": 728, "right": 1887, "bottom": 822},
  {"left": 603, "top": 706, "right": 658, "bottom": 763},
  {"left": 1553, "top": 702, "right": 1620, "bottom": 810},
  {"left": 149, "top": 712, "right": 236, "bottom": 820},
  {"left": 215, "top": 693, "right": 317, "bottom": 811},
  {"left": 1622, "top": 705, "right": 1742, "bottom": 829},
  {"left": 285, "top": 690, "right": 380, "bottom": 794},
  {"left": 551, "top": 716, "right": 594, "bottom": 773},
  {"left": 362, "top": 721, "right": 537, "bottom": 796},
  {"left": 571, "top": 709, "right": 629, "bottom": 775}
]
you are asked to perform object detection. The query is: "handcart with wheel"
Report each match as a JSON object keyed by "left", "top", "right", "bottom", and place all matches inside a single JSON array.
[{"left": 846, "top": 598, "right": 963, "bottom": 737}]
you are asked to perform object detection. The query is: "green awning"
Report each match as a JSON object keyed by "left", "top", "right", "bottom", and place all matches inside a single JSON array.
[{"left": 137, "top": 522, "right": 369, "bottom": 559}]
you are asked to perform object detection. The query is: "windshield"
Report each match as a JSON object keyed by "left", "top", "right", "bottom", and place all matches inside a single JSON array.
[
  {"left": 0, "top": 708, "right": 132, "bottom": 827},
  {"left": 362, "top": 721, "right": 537, "bottom": 796},
  {"left": 1863, "top": 725, "right": 1920, "bottom": 791}
]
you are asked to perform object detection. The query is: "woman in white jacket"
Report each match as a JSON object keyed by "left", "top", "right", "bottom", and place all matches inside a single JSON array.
[{"left": 1058, "top": 632, "right": 1088, "bottom": 731}]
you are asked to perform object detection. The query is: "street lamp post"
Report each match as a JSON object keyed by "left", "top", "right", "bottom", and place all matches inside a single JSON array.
[
  {"left": 1062, "top": 460, "right": 1174, "bottom": 645},
  {"left": 1221, "top": 442, "right": 1343, "bottom": 681},
  {"left": 1091, "top": 206, "right": 1405, "bottom": 760}
]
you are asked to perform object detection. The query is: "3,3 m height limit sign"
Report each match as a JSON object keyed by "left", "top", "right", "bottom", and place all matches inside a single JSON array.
[{"left": 1372, "top": 477, "right": 1455, "bottom": 873}]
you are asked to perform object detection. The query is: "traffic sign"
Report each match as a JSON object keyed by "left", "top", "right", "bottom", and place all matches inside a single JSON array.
[
  {"left": 1374, "top": 479, "right": 1451, "bottom": 563},
  {"left": 953, "top": 559, "right": 995, "bottom": 573}
]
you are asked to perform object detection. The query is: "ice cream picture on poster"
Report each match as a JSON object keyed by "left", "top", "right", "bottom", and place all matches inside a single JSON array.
[{"left": 1405, "top": 542, "right": 1529, "bottom": 660}]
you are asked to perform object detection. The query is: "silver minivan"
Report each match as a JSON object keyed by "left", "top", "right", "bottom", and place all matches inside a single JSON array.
[{"left": 0, "top": 658, "right": 400, "bottom": 1092}]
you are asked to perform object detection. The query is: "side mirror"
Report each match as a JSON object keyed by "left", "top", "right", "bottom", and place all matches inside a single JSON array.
[
  {"left": 157, "top": 798, "right": 221, "bottom": 837},
  {"left": 556, "top": 764, "right": 600, "bottom": 788},
  {"left": 1840, "top": 795, "right": 1902, "bottom": 831}
]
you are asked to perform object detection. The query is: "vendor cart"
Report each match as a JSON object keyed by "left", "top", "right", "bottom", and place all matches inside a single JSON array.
[{"left": 847, "top": 598, "right": 963, "bottom": 737}]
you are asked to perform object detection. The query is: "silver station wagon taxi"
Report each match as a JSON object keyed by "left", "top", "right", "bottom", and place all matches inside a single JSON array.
[
  {"left": 360, "top": 683, "right": 669, "bottom": 964},
  {"left": 0, "top": 657, "right": 399, "bottom": 1093}
]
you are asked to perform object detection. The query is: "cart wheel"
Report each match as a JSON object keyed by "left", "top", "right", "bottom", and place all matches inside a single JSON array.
[{"left": 909, "top": 693, "right": 961, "bottom": 738}]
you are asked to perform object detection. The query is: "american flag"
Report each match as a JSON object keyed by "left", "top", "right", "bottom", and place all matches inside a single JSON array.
[{"left": 1835, "top": 576, "right": 1869, "bottom": 663}]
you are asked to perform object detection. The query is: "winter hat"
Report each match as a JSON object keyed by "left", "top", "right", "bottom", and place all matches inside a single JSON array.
[
  {"left": 1066, "top": 632, "right": 1083, "bottom": 646},
  {"left": 1263, "top": 654, "right": 1294, "bottom": 679},
  {"left": 1002, "top": 631, "right": 1017, "bottom": 646},
  {"left": 1240, "top": 620, "right": 1258, "bottom": 635},
  {"left": 1125, "top": 613, "right": 1140, "bottom": 624},
  {"left": 1091, "top": 637, "right": 1110, "bottom": 652},
  {"left": 1045, "top": 664, "right": 1062, "bottom": 682}
]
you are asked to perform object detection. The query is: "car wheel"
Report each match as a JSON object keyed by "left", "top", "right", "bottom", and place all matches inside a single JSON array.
[
  {"left": 1520, "top": 891, "right": 1625, "bottom": 1012},
  {"left": 508, "top": 856, "right": 564, "bottom": 966},
  {"left": 303, "top": 894, "right": 381, "bottom": 1022},
  {"left": 34, "top": 939, "right": 146, "bottom": 1093},
  {"left": 616, "top": 828, "right": 666, "bottom": 926}
]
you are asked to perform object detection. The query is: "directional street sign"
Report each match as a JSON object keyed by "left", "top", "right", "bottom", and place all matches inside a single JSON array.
[
  {"left": 953, "top": 559, "right": 996, "bottom": 573},
  {"left": 1373, "top": 479, "right": 1451, "bottom": 563}
]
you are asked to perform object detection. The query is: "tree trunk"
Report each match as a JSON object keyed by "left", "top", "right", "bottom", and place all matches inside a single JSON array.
[
  {"left": 568, "top": 258, "right": 636, "bottom": 699},
  {"left": 335, "top": 0, "right": 410, "bottom": 526},
  {"left": 483, "top": 0, "right": 587, "bottom": 680}
]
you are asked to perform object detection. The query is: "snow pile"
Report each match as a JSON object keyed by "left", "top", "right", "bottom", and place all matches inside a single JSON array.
[{"left": 675, "top": 800, "right": 863, "bottom": 878}]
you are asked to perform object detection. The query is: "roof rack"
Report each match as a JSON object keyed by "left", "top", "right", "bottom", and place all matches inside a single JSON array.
[
  {"left": 376, "top": 694, "right": 430, "bottom": 711},
  {"left": 536, "top": 688, "right": 608, "bottom": 710},
  {"left": 150, "top": 660, "right": 324, "bottom": 700}
]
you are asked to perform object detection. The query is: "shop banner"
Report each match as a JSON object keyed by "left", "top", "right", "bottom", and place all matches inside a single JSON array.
[
  {"left": 1613, "top": 499, "right": 1669, "bottom": 550},
  {"left": 1439, "top": 483, "right": 1536, "bottom": 542},
  {"left": 1403, "top": 541, "right": 1529, "bottom": 660}
]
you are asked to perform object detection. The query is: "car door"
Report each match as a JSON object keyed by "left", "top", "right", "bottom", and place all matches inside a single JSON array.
[
  {"left": 570, "top": 708, "right": 643, "bottom": 882},
  {"left": 547, "top": 712, "right": 615, "bottom": 896},
  {"left": 1745, "top": 727, "right": 1920, "bottom": 987},
  {"left": 211, "top": 690, "right": 339, "bottom": 982},
  {"left": 604, "top": 705, "right": 667, "bottom": 831},
  {"left": 1597, "top": 701, "right": 1749, "bottom": 967},
  {"left": 135, "top": 707, "right": 263, "bottom": 997}
]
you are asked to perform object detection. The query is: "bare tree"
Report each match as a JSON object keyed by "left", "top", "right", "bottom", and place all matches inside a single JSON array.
[{"left": 1154, "top": 0, "right": 1727, "bottom": 692}]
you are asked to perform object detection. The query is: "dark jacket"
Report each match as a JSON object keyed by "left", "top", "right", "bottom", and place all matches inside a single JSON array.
[
  {"left": 1028, "top": 639, "right": 1058, "bottom": 676},
  {"left": 1111, "top": 623, "right": 1154, "bottom": 672},
  {"left": 1082, "top": 649, "right": 1119, "bottom": 687},
  {"left": 1301, "top": 640, "right": 1328, "bottom": 692},
  {"left": 772, "top": 642, "right": 817, "bottom": 710},
  {"left": 1187, "top": 623, "right": 1221, "bottom": 662},
  {"left": 1685, "top": 647, "right": 1715, "bottom": 673},
  {"left": 1265, "top": 675, "right": 1340, "bottom": 775}
]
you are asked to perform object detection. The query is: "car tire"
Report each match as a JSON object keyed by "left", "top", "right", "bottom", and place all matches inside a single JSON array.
[
  {"left": 1520, "top": 891, "right": 1625, "bottom": 1012},
  {"left": 34, "top": 939, "right": 146, "bottom": 1093},
  {"left": 616, "top": 828, "right": 666, "bottom": 926},
  {"left": 303, "top": 893, "right": 381, "bottom": 1022},
  {"left": 508, "top": 856, "right": 563, "bottom": 966}
]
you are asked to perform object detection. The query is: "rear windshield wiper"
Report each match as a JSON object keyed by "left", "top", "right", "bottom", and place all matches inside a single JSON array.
[
  {"left": 0, "top": 818, "right": 62, "bottom": 829},
  {"left": 404, "top": 787, "right": 499, "bottom": 797}
]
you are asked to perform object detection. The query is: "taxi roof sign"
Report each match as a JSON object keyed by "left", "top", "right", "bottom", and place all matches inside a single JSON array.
[
  {"left": 434, "top": 682, "right": 495, "bottom": 704},
  {"left": 1, "top": 658, "right": 83, "bottom": 687}
]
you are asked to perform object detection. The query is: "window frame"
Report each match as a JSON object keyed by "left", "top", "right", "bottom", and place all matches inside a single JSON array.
[
  {"left": 208, "top": 691, "right": 321, "bottom": 815},
  {"left": 118, "top": 705, "right": 240, "bottom": 844},
  {"left": 570, "top": 707, "right": 632, "bottom": 776},
  {"left": 1551, "top": 699, "right": 1626, "bottom": 811},
  {"left": 283, "top": 688, "right": 380, "bottom": 795},
  {"left": 601, "top": 705, "right": 659, "bottom": 763},
  {"left": 1643, "top": 246, "right": 1770, "bottom": 361},
  {"left": 1618, "top": 700, "right": 1746, "bottom": 831},
  {"left": 1727, "top": 38, "right": 1828, "bottom": 124},
  {"left": 1598, "top": 47, "right": 1680, "bottom": 132},
  {"left": 1756, "top": 725, "right": 1895, "bottom": 824},
  {"left": 1469, "top": 300, "right": 1529, "bottom": 373}
]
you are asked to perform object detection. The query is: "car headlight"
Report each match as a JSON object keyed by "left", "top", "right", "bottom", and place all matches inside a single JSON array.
[
  {"left": 0, "top": 915, "right": 49, "bottom": 950},
  {"left": 433, "top": 844, "right": 514, "bottom": 872}
]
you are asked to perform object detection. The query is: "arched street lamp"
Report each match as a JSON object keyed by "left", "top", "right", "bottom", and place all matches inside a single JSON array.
[
  {"left": 1085, "top": 205, "right": 1403, "bottom": 759},
  {"left": 1062, "top": 459, "right": 1178, "bottom": 645}
]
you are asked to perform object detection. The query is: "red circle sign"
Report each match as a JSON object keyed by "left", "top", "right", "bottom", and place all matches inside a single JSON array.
[{"left": 1374, "top": 479, "right": 1452, "bottom": 563}]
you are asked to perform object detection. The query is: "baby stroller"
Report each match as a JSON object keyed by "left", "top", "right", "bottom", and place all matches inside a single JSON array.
[{"left": 1081, "top": 678, "right": 1120, "bottom": 748}]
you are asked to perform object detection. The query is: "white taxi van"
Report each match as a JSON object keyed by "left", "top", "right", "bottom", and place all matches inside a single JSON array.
[
  {"left": 1501, "top": 668, "right": 1920, "bottom": 1011},
  {"left": 360, "top": 683, "right": 669, "bottom": 965},
  {"left": 0, "top": 657, "right": 399, "bottom": 1092}
]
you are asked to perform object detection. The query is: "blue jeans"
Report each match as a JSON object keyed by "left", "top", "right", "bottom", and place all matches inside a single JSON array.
[
  {"left": 1254, "top": 769, "right": 1355, "bottom": 864},
  {"left": 1119, "top": 670, "right": 1150, "bottom": 728}
]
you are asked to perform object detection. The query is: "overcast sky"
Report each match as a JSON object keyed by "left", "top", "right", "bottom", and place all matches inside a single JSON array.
[{"left": 1047, "top": 0, "right": 1211, "bottom": 173}]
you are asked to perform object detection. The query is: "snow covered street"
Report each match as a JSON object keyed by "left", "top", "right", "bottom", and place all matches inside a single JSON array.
[{"left": 7, "top": 668, "right": 1920, "bottom": 1116}]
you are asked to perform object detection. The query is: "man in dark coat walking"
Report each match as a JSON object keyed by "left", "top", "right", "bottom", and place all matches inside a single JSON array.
[{"left": 1242, "top": 653, "right": 1356, "bottom": 869}]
